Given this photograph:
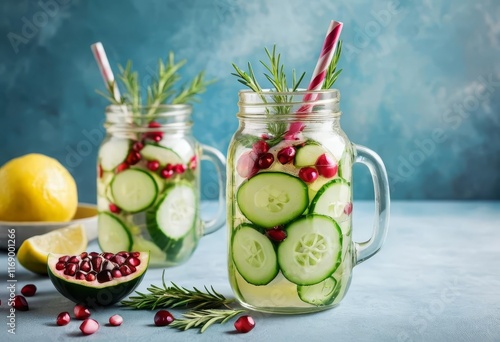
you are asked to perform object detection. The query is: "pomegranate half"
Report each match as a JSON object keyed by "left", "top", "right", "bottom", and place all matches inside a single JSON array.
[{"left": 47, "top": 251, "right": 149, "bottom": 306}]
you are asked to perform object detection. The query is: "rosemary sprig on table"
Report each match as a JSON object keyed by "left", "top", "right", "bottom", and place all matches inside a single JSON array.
[
  {"left": 169, "top": 309, "right": 245, "bottom": 333},
  {"left": 121, "top": 271, "right": 234, "bottom": 310}
]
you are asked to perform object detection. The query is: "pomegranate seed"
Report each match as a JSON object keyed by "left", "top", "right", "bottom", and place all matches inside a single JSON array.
[
  {"left": 126, "top": 151, "right": 141, "bottom": 165},
  {"left": 55, "top": 262, "right": 66, "bottom": 271},
  {"left": 98, "top": 164, "right": 103, "bottom": 178},
  {"left": 110, "top": 255, "right": 127, "bottom": 265},
  {"left": 119, "top": 265, "right": 132, "bottom": 276},
  {"left": 97, "top": 270, "right": 113, "bottom": 283},
  {"left": 188, "top": 156, "right": 197, "bottom": 170},
  {"left": 236, "top": 150, "right": 259, "bottom": 178},
  {"left": 102, "top": 261, "right": 115, "bottom": 271},
  {"left": 68, "top": 256, "right": 80, "bottom": 264},
  {"left": 261, "top": 133, "right": 270, "bottom": 140},
  {"left": 257, "top": 152, "right": 274, "bottom": 169},
  {"left": 91, "top": 256, "right": 102, "bottom": 271},
  {"left": 102, "top": 252, "right": 114, "bottom": 260},
  {"left": 64, "top": 263, "right": 77, "bottom": 276},
  {"left": 152, "top": 134, "right": 163, "bottom": 142},
  {"left": 58, "top": 255, "right": 70, "bottom": 262},
  {"left": 80, "top": 318, "right": 99, "bottom": 335},
  {"left": 315, "top": 154, "right": 338, "bottom": 178},
  {"left": 277, "top": 146, "right": 296, "bottom": 164},
  {"left": 112, "top": 269, "right": 122, "bottom": 278},
  {"left": 74, "top": 304, "right": 91, "bottom": 320},
  {"left": 266, "top": 229, "right": 287, "bottom": 242},
  {"left": 132, "top": 141, "right": 144, "bottom": 151},
  {"left": 154, "top": 310, "right": 174, "bottom": 326},
  {"left": 128, "top": 265, "right": 136, "bottom": 273},
  {"left": 56, "top": 312, "right": 71, "bottom": 326},
  {"left": 117, "top": 251, "right": 130, "bottom": 258},
  {"left": 234, "top": 315, "right": 255, "bottom": 333},
  {"left": 160, "top": 168, "right": 174, "bottom": 179},
  {"left": 80, "top": 252, "right": 88, "bottom": 259},
  {"left": 299, "top": 167, "right": 319, "bottom": 183},
  {"left": 75, "top": 271, "right": 87, "bottom": 280},
  {"left": 13, "top": 295, "right": 29, "bottom": 311},
  {"left": 147, "top": 160, "right": 160, "bottom": 171},
  {"left": 344, "top": 202, "right": 353, "bottom": 215},
  {"left": 131, "top": 252, "right": 140, "bottom": 258},
  {"left": 173, "top": 164, "right": 186, "bottom": 174},
  {"left": 86, "top": 272, "right": 96, "bottom": 282},
  {"left": 165, "top": 163, "right": 174, "bottom": 171},
  {"left": 252, "top": 140, "right": 269, "bottom": 154},
  {"left": 127, "top": 257, "right": 141, "bottom": 267},
  {"left": 115, "top": 162, "right": 129, "bottom": 173},
  {"left": 80, "top": 260, "right": 91, "bottom": 272},
  {"left": 109, "top": 314, "right": 123, "bottom": 326},
  {"left": 89, "top": 252, "right": 99, "bottom": 257},
  {"left": 148, "top": 121, "right": 161, "bottom": 128},
  {"left": 21, "top": 284, "right": 36, "bottom": 297}
]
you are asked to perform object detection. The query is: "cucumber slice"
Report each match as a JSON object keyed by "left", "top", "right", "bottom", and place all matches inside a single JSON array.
[
  {"left": 338, "top": 151, "right": 353, "bottom": 180},
  {"left": 99, "top": 138, "right": 130, "bottom": 171},
  {"left": 146, "top": 182, "right": 197, "bottom": 250},
  {"left": 237, "top": 172, "right": 308, "bottom": 227},
  {"left": 297, "top": 276, "right": 340, "bottom": 306},
  {"left": 98, "top": 213, "right": 133, "bottom": 252},
  {"left": 232, "top": 224, "right": 278, "bottom": 285},
  {"left": 294, "top": 143, "right": 327, "bottom": 167},
  {"left": 141, "top": 144, "right": 183, "bottom": 166},
  {"left": 278, "top": 214, "right": 342, "bottom": 285},
  {"left": 310, "top": 178, "right": 351, "bottom": 220},
  {"left": 110, "top": 169, "right": 158, "bottom": 213}
]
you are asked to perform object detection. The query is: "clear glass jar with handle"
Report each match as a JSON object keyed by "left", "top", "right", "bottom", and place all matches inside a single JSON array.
[
  {"left": 97, "top": 104, "right": 226, "bottom": 267},
  {"left": 227, "top": 90, "right": 390, "bottom": 314}
]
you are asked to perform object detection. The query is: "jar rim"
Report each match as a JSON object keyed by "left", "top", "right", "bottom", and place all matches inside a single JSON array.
[{"left": 105, "top": 104, "right": 192, "bottom": 117}]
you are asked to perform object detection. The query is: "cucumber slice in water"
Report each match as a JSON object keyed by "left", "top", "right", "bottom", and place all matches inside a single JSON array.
[
  {"left": 146, "top": 182, "right": 197, "bottom": 251},
  {"left": 232, "top": 224, "right": 278, "bottom": 285},
  {"left": 99, "top": 138, "right": 130, "bottom": 171},
  {"left": 110, "top": 169, "right": 158, "bottom": 213},
  {"left": 297, "top": 276, "right": 340, "bottom": 306},
  {"left": 310, "top": 178, "right": 351, "bottom": 220},
  {"left": 98, "top": 213, "right": 133, "bottom": 252},
  {"left": 141, "top": 144, "right": 183, "bottom": 167},
  {"left": 278, "top": 214, "right": 342, "bottom": 286},
  {"left": 338, "top": 151, "right": 353, "bottom": 180},
  {"left": 237, "top": 172, "right": 308, "bottom": 227},
  {"left": 294, "top": 143, "right": 327, "bottom": 167}
]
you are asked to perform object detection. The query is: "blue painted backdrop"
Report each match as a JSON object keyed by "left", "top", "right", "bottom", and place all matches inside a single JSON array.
[{"left": 0, "top": 0, "right": 499, "bottom": 202}]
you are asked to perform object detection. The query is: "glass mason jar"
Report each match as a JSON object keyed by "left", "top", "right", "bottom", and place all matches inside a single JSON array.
[
  {"left": 227, "top": 90, "right": 390, "bottom": 314},
  {"left": 97, "top": 104, "right": 226, "bottom": 267}
]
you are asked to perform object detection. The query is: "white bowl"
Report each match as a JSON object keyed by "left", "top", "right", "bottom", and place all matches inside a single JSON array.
[{"left": 0, "top": 203, "right": 98, "bottom": 249}]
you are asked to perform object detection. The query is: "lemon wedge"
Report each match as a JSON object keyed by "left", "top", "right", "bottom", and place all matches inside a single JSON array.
[{"left": 18, "top": 224, "right": 87, "bottom": 274}]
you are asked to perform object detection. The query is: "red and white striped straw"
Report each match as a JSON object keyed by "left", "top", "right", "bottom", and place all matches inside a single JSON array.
[
  {"left": 90, "top": 42, "right": 121, "bottom": 102},
  {"left": 288, "top": 20, "right": 343, "bottom": 135}
]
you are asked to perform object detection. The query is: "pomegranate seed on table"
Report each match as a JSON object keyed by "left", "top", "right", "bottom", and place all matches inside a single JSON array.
[
  {"left": 234, "top": 315, "right": 255, "bottom": 333},
  {"left": 74, "top": 304, "right": 91, "bottom": 320},
  {"left": 56, "top": 312, "right": 71, "bottom": 326},
  {"left": 13, "top": 295, "right": 29, "bottom": 311},
  {"left": 252, "top": 140, "right": 269, "bottom": 154},
  {"left": 147, "top": 160, "right": 160, "bottom": 171},
  {"left": 299, "top": 167, "right": 319, "bottom": 183},
  {"left": 154, "top": 310, "right": 174, "bottom": 326},
  {"left": 257, "top": 153, "right": 274, "bottom": 169},
  {"left": 21, "top": 284, "right": 37, "bottom": 297},
  {"left": 109, "top": 314, "right": 123, "bottom": 326},
  {"left": 344, "top": 202, "right": 353, "bottom": 215},
  {"left": 80, "top": 318, "right": 99, "bottom": 335},
  {"left": 277, "top": 146, "right": 296, "bottom": 164},
  {"left": 315, "top": 153, "right": 338, "bottom": 178}
]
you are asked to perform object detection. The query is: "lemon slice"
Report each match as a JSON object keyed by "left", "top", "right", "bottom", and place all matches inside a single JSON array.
[{"left": 18, "top": 224, "right": 87, "bottom": 274}]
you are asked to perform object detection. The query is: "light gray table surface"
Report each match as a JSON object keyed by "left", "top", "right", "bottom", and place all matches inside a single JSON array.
[{"left": 0, "top": 201, "right": 499, "bottom": 342}]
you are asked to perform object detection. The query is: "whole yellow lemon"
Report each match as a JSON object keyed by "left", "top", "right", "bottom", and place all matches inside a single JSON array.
[{"left": 0, "top": 153, "right": 78, "bottom": 222}]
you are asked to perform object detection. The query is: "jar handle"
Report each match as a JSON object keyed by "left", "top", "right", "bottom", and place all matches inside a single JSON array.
[
  {"left": 200, "top": 144, "right": 227, "bottom": 235},
  {"left": 353, "top": 144, "right": 390, "bottom": 265}
]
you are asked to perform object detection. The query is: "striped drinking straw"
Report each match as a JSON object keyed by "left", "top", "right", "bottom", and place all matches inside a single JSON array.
[
  {"left": 288, "top": 20, "right": 343, "bottom": 136},
  {"left": 90, "top": 42, "right": 121, "bottom": 102}
]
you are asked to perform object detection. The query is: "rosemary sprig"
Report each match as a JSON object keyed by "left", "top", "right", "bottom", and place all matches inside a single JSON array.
[
  {"left": 323, "top": 40, "right": 343, "bottom": 90},
  {"left": 171, "top": 71, "right": 215, "bottom": 105},
  {"left": 118, "top": 61, "right": 141, "bottom": 111},
  {"left": 169, "top": 309, "right": 245, "bottom": 333},
  {"left": 121, "top": 271, "right": 234, "bottom": 310}
]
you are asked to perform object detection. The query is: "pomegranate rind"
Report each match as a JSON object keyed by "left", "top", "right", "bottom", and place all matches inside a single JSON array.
[{"left": 47, "top": 252, "right": 149, "bottom": 306}]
